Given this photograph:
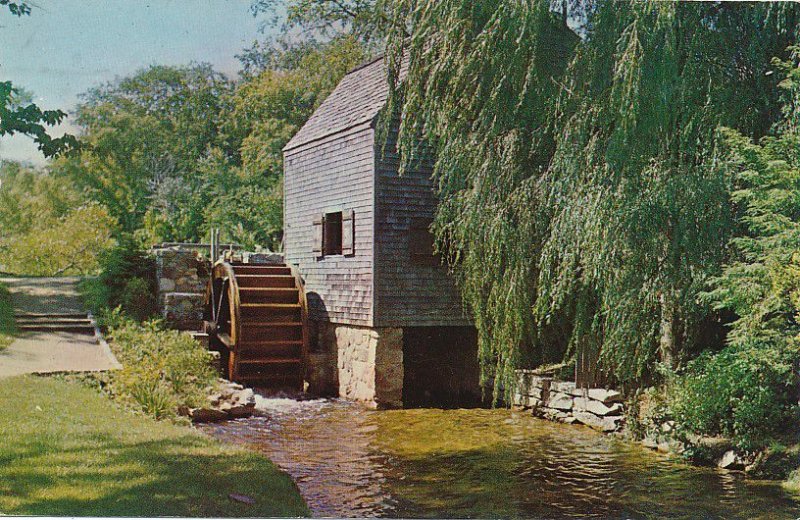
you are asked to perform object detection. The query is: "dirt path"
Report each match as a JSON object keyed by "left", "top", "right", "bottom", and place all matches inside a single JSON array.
[
  {"left": 1, "top": 276, "right": 85, "bottom": 314},
  {"left": 0, "top": 277, "right": 120, "bottom": 378}
]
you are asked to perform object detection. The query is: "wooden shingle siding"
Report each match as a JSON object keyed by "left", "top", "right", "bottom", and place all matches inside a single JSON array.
[
  {"left": 284, "top": 124, "right": 376, "bottom": 326},
  {"left": 284, "top": 55, "right": 466, "bottom": 328},
  {"left": 373, "top": 123, "right": 470, "bottom": 327}
]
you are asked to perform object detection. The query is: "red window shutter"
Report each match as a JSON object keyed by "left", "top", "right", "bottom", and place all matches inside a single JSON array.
[
  {"left": 342, "top": 209, "right": 355, "bottom": 256},
  {"left": 312, "top": 215, "right": 323, "bottom": 256}
]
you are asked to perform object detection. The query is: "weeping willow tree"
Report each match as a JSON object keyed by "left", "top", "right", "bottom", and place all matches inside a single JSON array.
[{"left": 383, "top": 0, "right": 800, "bottom": 400}]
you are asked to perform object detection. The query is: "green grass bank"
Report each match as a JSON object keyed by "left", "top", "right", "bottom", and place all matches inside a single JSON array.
[
  {"left": 0, "top": 375, "right": 308, "bottom": 517},
  {"left": 0, "top": 281, "right": 15, "bottom": 350}
]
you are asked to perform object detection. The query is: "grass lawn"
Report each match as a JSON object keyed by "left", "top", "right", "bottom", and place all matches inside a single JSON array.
[
  {"left": 0, "top": 376, "right": 309, "bottom": 517},
  {"left": 0, "top": 281, "right": 15, "bottom": 350}
]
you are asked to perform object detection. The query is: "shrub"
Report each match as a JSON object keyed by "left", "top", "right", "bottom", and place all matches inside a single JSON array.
[
  {"left": 120, "top": 277, "right": 158, "bottom": 322},
  {"left": 0, "top": 282, "right": 14, "bottom": 351},
  {"left": 670, "top": 75, "right": 800, "bottom": 451},
  {"left": 668, "top": 345, "right": 799, "bottom": 451},
  {"left": 81, "top": 234, "right": 157, "bottom": 321},
  {"left": 104, "top": 311, "right": 218, "bottom": 419}
]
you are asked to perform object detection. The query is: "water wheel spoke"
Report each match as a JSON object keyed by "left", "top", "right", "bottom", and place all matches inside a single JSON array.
[{"left": 205, "top": 260, "right": 308, "bottom": 389}]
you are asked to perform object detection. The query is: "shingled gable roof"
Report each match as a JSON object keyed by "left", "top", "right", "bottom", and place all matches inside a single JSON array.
[{"left": 283, "top": 55, "right": 392, "bottom": 153}]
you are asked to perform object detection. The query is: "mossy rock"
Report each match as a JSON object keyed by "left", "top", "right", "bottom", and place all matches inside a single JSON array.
[{"left": 748, "top": 445, "right": 800, "bottom": 480}]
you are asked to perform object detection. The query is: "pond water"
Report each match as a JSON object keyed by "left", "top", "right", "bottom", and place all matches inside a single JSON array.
[{"left": 200, "top": 396, "right": 800, "bottom": 519}]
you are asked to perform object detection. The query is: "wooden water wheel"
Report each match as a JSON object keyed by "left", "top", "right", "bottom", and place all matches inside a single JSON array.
[{"left": 204, "top": 260, "right": 308, "bottom": 389}]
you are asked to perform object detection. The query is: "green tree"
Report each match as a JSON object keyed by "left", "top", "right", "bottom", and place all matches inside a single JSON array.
[
  {"left": 669, "top": 51, "right": 800, "bottom": 449},
  {"left": 60, "top": 64, "right": 235, "bottom": 241},
  {"left": 384, "top": 0, "right": 800, "bottom": 398},
  {"left": 0, "top": 162, "right": 115, "bottom": 276}
]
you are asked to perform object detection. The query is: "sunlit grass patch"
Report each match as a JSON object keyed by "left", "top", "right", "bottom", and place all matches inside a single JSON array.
[{"left": 0, "top": 376, "right": 308, "bottom": 517}]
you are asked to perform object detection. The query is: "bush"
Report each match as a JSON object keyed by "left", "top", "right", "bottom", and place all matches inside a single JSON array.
[
  {"left": 104, "top": 310, "right": 218, "bottom": 419},
  {"left": 81, "top": 234, "right": 157, "bottom": 321},
  {"left": 0, "top": 282, "right": 14, "bottom": 351},
  {"left": 120, "top": 277, "right": 158, "bottom": 322},
  {"left": 668, "top": 345, "right": 799, "bottom": 451}
]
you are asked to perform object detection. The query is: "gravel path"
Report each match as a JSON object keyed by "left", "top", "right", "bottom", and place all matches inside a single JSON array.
[{"left": 0, "top": 277, "right": 120, "bottom": 377}]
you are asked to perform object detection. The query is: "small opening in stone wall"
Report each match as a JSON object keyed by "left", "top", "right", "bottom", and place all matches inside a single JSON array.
[{"left": 402, "top": 326, "right": 484, "bottom": 408}]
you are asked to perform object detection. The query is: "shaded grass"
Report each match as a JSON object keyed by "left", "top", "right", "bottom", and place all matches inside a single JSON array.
[
  {"left": 0, "top": 281, "right": 15, "bottom": 350},
  {"left": 0, "top": 376, "right": 308, "bottom": 517}
]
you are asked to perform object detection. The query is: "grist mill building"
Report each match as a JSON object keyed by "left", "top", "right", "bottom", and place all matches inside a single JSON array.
[{"left": 282, "top": 56, "right": 481, "bottom": 408}]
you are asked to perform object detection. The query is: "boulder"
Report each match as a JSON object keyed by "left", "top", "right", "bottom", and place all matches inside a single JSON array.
[
  {"left": 547, "top": 392, "right": 574, "bottom": 411},
  {"left": 574, "top": 398, "right": 623, "bottom": 417},
  {"left": 551, "top": 381, "right": 576, "bottom": 394},
  {"left": 207, "top": 393, "right": 223, "bottom": 406},
  {"left": 573, "top": 411, "right": 604, "bottom": 430},
  {"left": 718, "top": 450, "right": 746, "bottom": 470},
  {"left": 587, "top": 388, "right": 623, "bottom": 404},
  {"left": 642, "top": 435, "right": 659, "bottom": 450},
  {"left": 235, "top": 388, "right": 255, "bottom": 405},
  {"left": 602, "top": 416, "right": 623, "bottom": 433},
  {"left": 243, "top": 252, "right": 284, "bottom": 265},
  {"left": 574, "top": 411, "right": 622, "bottom": 432},
  {"left": 514, "top": 394, "right": 542, "bottom": 409}
]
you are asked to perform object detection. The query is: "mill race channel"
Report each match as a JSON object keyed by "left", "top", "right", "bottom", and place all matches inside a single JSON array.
[{"left": 200, "top": 396, "right": 800, "bottom": 519}]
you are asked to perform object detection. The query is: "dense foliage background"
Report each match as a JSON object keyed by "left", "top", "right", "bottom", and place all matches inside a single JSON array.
[
  {"left": 383, "top": 0, "right": 800, "bottom": 402},
  {"left": 4, "top": 0, "right": 800, "bottom": 448}
]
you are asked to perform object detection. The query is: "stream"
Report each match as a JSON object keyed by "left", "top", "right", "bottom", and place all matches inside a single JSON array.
[{"left": 200, "top": 395, "right": 800, "bottom": 519}]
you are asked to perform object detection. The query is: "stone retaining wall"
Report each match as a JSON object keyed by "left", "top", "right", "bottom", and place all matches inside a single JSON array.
[
  {"left": 514, "top": 370, "right": 625, "bottom": 433},
  {"left": 310, "top": 322, "right": 404, "bottom": 408},
  {"left": 152, "top": 247, "right": 208, "bottom": 330},
  {"left": 151, "top": 246, "right": 285, "bottom": 331}
]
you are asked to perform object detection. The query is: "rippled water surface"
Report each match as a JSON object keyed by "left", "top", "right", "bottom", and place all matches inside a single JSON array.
[{"left": 200, "top": 397, "right": 800, "bottom": 518}]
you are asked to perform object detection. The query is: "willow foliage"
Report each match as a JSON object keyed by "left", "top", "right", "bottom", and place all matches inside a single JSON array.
[{"left": 384, "top": 1, "right": 800, "bottom": 400}]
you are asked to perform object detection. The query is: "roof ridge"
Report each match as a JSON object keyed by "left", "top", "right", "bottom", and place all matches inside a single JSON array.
[
  {"left": 346, "top": 54, "right": 385, "bottom": 75},
  {"left": 283, "top": 53, "right": 391, "bottom": 153}
]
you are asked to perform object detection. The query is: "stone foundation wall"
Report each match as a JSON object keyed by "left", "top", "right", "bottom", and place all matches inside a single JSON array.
[
  {"left": 311, "top": 322, "right": 404, "bottom": 408},
  {"left": 514, "top": 371, "right": 625, "bottom": 433},
  {"left": 152, "top": 247, "right": 209, "bottom": 331}
]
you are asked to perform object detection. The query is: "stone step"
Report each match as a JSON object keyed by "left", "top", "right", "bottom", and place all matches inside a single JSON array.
[
  {"left": 17, "top": 323, "right": 95, "bottom": 334},
  {"left": 14, "top": 312, "right": 88, "bottom": 319},
  {"left": 16, "top": 318, "right": 92, "bottom": 325}
]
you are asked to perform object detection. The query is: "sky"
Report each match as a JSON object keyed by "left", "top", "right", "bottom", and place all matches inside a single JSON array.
[{"left": 0, "top": 0, "right": 281, "bottom": 165}]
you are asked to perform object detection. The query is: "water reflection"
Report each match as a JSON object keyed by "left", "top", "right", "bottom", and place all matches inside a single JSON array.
[{"left": 200, "top": 397, "right": 800, "bottom": 519}]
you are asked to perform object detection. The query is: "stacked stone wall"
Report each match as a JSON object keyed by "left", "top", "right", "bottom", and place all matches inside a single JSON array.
[
  {"left": 514, "top": 371, "right": 625, "bottom": 433},
  {"left": 152, "top": 247, "right": 209, "bottom": 331},
  {"left": 310, "top": 322, "right": 403, "bottom": 408}
]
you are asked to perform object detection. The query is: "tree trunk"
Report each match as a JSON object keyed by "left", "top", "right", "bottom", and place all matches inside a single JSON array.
[{"left": 659, "top": 293, "right": 680, "bottom": 369}]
